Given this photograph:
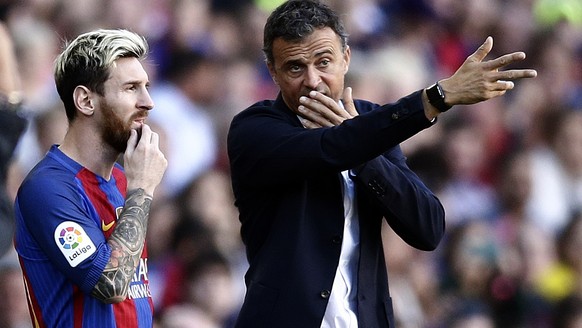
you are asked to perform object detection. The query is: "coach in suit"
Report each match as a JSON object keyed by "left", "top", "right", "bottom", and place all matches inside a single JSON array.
[{"left": 227, "top": 1, "right": 537, "bottom": 327}]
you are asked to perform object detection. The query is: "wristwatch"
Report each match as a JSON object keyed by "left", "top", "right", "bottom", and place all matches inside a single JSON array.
[{"left": 426, "top": 81, "right": 451, "bottom": 113}]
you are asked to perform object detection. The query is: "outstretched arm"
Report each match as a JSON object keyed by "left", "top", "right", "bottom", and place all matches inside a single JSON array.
[{"left": 298, "top": 36, "right": 537, "bottom": 124}]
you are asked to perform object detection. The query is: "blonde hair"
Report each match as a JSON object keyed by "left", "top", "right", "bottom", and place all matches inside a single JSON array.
[{"left": 54, "top": 29, "right": 148, "bottom": 121}]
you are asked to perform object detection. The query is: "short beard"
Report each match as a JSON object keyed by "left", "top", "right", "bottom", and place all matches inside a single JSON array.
[{"left": 100, "top": 100, "right": 135, "bottom": 153}]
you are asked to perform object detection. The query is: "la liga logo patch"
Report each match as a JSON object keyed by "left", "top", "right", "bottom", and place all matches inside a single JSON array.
[
  {"left": 58, "top": 225, "right": 82, "bottom": 249},
  {"left": 54, "top": 221, "right": 96, "bottom": 267}
]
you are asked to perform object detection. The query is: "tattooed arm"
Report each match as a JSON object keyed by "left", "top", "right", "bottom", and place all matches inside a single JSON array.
[
  {"left": 91, "top": 188, "right": 152, "bottom": 303},
  {"left": 91, "top": 124, "right": 167, "bottom": 303}
]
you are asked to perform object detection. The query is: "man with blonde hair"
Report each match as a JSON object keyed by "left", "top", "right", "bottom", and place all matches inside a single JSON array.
[{"left": 14, "top": 29, "right": 167, "bottom": 327}]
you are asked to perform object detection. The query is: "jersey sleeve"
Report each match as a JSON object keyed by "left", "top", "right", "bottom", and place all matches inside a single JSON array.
[{"left": 15, "top": 170, "right": 110, "bottom": 294}]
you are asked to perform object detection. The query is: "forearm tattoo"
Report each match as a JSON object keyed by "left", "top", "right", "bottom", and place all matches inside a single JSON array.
[{"left": 91, "top": 188, "right": 151, "bottom": 303}]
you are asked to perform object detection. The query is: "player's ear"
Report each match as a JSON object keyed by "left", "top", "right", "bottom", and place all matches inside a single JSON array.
[{"left": 73, "top": 85, "right": 95, "bottom": 116}]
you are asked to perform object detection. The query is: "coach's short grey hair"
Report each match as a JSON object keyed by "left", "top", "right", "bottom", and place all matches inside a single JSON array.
[
  {"left": 54, "top": 29, "right": 149, "bottom": 121},
  {"left": 263, "top": 0, "right": 348, "bottom": 66}
]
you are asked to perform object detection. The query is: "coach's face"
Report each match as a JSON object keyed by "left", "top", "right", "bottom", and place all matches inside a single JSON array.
[{"left": 268, "top": 27, "right": 350, "bottom": 115}]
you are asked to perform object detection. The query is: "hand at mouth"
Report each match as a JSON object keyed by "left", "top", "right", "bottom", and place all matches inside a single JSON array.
[{"left": 134, "top": 126, "right": 142, "bottom": 142}]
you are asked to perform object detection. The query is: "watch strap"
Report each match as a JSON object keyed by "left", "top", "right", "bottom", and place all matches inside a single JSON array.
[{"left": 426, "top": 82, "right": 451, "bottom": 113}]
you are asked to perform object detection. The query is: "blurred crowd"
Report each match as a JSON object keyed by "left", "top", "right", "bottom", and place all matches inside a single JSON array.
[{"left": 0, "top": 0, "right": 582, "bottom": 327}]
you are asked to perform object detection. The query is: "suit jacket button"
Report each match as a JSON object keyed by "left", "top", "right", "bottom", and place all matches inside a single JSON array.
[
  {"left": 320, "top": 290, "right": 331, "bottom": 299},
  {"left": 332, "top": 235, "right": 342, "bottom": 244}
]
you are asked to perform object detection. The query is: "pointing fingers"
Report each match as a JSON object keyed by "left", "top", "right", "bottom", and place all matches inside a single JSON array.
[{"left": 467, "top": 36, "right": 493, "bottom": 63}]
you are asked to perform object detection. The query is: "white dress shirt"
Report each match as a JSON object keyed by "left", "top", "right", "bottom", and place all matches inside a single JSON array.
[
  {"left": 321, "top": 170, "right": 360, "bottom": 328},
  {"left": 297, "top": 101, "right": 361, "bottom": 327}
]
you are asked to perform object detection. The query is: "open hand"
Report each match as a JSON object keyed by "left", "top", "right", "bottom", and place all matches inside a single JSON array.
[{"left": 440, "top": 36, "right": 537, "bottom": 106}]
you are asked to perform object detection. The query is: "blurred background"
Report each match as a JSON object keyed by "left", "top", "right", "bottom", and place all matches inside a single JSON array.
[{"left": 0, "top": 0, "right": 582, "bottom": 327}]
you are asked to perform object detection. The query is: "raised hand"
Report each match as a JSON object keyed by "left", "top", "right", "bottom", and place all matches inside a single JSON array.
[
  {"left": 439, "top": 36, "right": 537, "bottom": 106},
  {"left": 123, "top": 124, "right": 167, "bottom": 196},
  {"left": 298, "top": 87, "right": 358, "bottom": 129}
]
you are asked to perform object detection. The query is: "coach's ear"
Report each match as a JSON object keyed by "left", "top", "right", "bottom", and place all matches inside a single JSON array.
[
  {"left": 74, "top": 85, "right": 95, "bottom": 116},
  {"left": 267, "top": 62, "right": 279, "bottom": 86},
  {"left": 343, "top": 45, "right": 351, "bottom": 75}
]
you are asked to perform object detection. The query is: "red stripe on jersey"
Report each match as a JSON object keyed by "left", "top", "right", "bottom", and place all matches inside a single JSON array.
[
  {"left": 111, "top": 166, "right": 148, "bottom": 262},
  {"left": 114, "top": 299, "right": 139, "bottom": 327},
  {"left": 72, "top": 285, "right": 84, "bottom": 328},
  {"left": 77, "top": 168, "right": 116, "bottom": 238},
  {"left": 149, "top": 295, "right": 155, "bottom": 314},
  {"left": 19, "top": 257, "right": 46, "bottom": 328},
  {"left": 112, "top": 166, "right": 127, "bottom": 198},
  {"left": 78, "top": 164, "right": 150, "bottom": 326}
]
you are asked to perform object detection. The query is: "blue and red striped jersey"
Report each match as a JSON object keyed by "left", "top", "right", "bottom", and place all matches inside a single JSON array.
[{"left": 14, "top": 145, "right": 153, "bottom": 328}]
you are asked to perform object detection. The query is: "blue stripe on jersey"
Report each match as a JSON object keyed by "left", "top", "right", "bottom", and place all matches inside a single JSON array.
[{"left": 14, "top": 145, "right": 153, "bottom": 327}]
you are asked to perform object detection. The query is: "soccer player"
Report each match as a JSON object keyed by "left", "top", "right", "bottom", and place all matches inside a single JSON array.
[{"left": 14, "top": 29, "right": 167, "bottom": 327}]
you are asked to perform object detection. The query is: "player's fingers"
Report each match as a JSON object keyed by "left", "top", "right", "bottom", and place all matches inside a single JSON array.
[
  {"left": 150, "top": 130, "right": 159, "bottom": 146},
  {"left": 139, "top": 124, "right": 152, "bottom": 144},
  {"left": 127, "top": 129, "right": 138, "bottom": 154}
]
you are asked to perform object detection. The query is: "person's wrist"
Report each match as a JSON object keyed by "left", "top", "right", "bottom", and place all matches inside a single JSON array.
[
  {"left": 422, "top": 89, "right": 440, "bottom": 121},
  {"left": 426, "top": 81, "right": 451, "bottom": 113}
]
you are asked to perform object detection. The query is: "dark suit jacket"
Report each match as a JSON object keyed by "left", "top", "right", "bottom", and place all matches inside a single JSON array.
[{"left": 227, "top": 91, "right": 445, "bottom": 328}]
